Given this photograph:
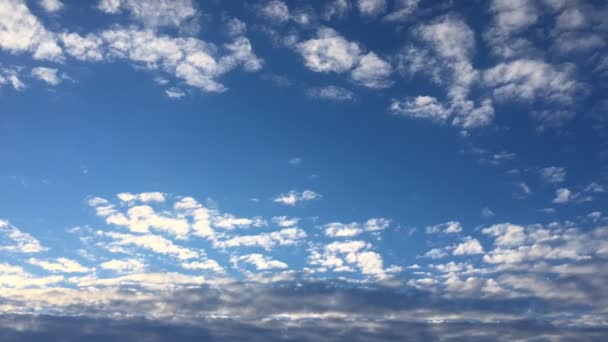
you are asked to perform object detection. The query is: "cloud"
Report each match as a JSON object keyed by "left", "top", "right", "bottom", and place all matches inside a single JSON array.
[
  {"left": 390, "top": 96, "right": 450, "bottom": 123},
  {"left": 309, "top": 240, "right": 401, "bottom": 279},
  {"left": 271, "top": 216, "right": 299, "bottom": 227},
  {"left": 165, "top": 87, "right": 185, "bottom": 99},
  {"left": 272, "top": 190, "right": 321, "bottom": 206},
  {"left": 30, "top": 67, "right": 61, "bottom": 85},
  {"left": 384, "top": 0, "right": 419, "bottom": 22},
  {"left": 102, "top": 231, "right": 200, "bottom": 260},
  {"left": 481, "top": 207, "right": 495, "bottom": 218},
  {"left": 349, "top": 52, "right": 392, "bottom": 88},
  {"left": 0, "top": 66, "right": 25, "bottom": 90},
  {"left": 100, "top": 258, "right": 145, "bottom": 273},
  {"left": 214, "top": 228, "right": 306, "bottom": 250},
  {"left": 96, "top": 0, "right": 199, "bottom": 31},
  {"left": 453, "top": 237, "right": 484, "bottom": 255},
  {"left": 306, "top": 85, "right": 355, "bottom": 101},
  {"left": 28, "top": 257, "right": 90, "bottom": 273},
  {"left": 483, "top": 59, "right": 579, "bottom": 104},
  {"left": 233, "top": 253, "right": 288, "bottom": 270},
  {"left": 296, "top": 28, "right": 362, "bottom": 73},
  {"left": 324, "top": 218, "right": 391, "bottom": 237},
  {"left": 0, "top": 219, "right": 47, "bottom": 253},
  {"left": 425, "top": 221, "right": 462, "bottom": 234},
  {"left": 181, "top": 259, "right": 224, "bottom": 273},
  {"left": 553, "top": 188, "right": 574, "bottom": 204},
  {"left": 357, "top": 0, "right": 386, "bottom": 17},
  {"left": 39, "top": 0, "right": 63, "bottom": 13},
  {"left": 0, "top": 0, "right": 63, "bottom": 61},
  {"left": 258, "top": 0, "right": 290, "bottom": 23},
  {"left": 540, "top": 166, "right": 566, "bottom": 183}
]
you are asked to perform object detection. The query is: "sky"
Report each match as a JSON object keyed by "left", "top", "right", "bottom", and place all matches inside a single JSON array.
[{"left": 1, "top": 0, "right": 608, "bottom": 340}]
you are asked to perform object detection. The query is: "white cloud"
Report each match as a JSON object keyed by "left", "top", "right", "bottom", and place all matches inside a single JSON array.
[
  {"left": 483, "top": 59, "right": 578, "bottom": 104},
  {"left": 585, "top": 183, "right": 605, "bottom": 193},
  {"left": 103, "top": 205, "right": 190, "bottom": 238},
  {"left": 39, "top": 0, "right": 63, "bottom": 13},
  {"left": 323, "top": 0, "right": 349, "bottom": 20},
  {"left": 258, "top": 0, "right": 290, "bottom": 23},
  {"left": 482, "top": 223, "right": 526, "bottom": 247},
  {"left": 60, "top": 32, "right": 104, "bottom": 61},
  {"left": 29, "top": 257, "right": 89, "bottom": 273},
  {"left": 384, "top": 0, "right": 419, "bottom": 22},
  {"left": 272, "top": 216, "right": 299, "bottom": 227},
  {"left": 214, "top": 228, "right": 306, "bottom": 250},
  {"left": 273, "top": 190, "right": 321, "bottom": 206},
  {"left": 0, "top": 0, "right": 63, "bottom": 61},
  {"left": 390, "top": 96, "right": 450, "bottom": 123},
  {"left": 0, "top": 67, "right": 25, "bottom": 90},
  {"left": 553, "top": 188, "right": 574, "bottom": 204},
  {"left": 425, "top": 221, "right": 462, "bottom": 234},
  {"left": 296, "top": 28, "right": 362, "bottom": 73},
  {"left": 324, "top": 218, "right": 391, "bottom": 238},
  {"left": 165, "top": 87, "right": 185, "bottom": 99},
  {"left": 540, "top": 166, "right": 566, "bottom": 183},
  {"left": 234, "top": 254, "right": 288, "bottom": 270},
  {"left": 0, "top": 219, "right": 47, "bottom": 253},
  {"left": 350, "top": 52, "right": 392, "bottom": 88},
  {"left": 225, "top": 17, "right": 247, "bottom": 36},
  {"left": 489, "top": 0, "right": 538, "bottom": 34},
  {"left": 31, "top": 67, "right": 61, "bottom": 85},
  {"left": 357, "top": 0, "right": 386, "bottom": 17},
  {"left": 453, "top": 238, "right": 484, "bottom": 255},
  {"left": 103, "top": 232, "right": 200, "bottom": 260},
  {"left": 288, "top": 157, "right": 302, "bottom": 165},
  {"left": 181, "top": 259, "right": 224, "bottom": 273},
  {"left": 100, "top": 258, "right": 145, "bottom": 273},
  {"left": 213, "top": 214, "right": 266, "bottom": 230},
  {"left": 97, "top": 0, "right": 199, "bottom": 31},
  {"left": 309, "top": 240, "right": 401, "bottom": 279},
  {"left": 307, "top": 85, "right": 355, "bottom": 102}
]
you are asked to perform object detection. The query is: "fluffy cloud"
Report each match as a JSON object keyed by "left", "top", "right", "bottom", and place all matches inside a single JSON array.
[
  {"left": 390, "top": 96, "right": 450, "bottom": 123},
  {"left": 100, "top": 258, "right": 145, "bottom": 273},
  {"left": 31, "top": 66, "right": 61, "bottom": 85},
  {"left": 296, "top": 28, "right": 362, "bottom": 73},
  {"left": 350, "top": 52, "right": 392, "bottom": 88},
  {"left": 309, "top": 240, "right": 401, "bottom": 279},
  {"left": 553, "top": 188, "right": 574, "bottom": 204},
  {"left": 426, "top": 221, "right": 463, "bottom": 234},
  {"left": 324, "top": 218, "right": 391, "bottom": 237},
  {"left": 357, "top": 0, "right": 386, "bottom": 17},
  {"left": 540, "top": 166, "right": 566, "bottom": 183},
  {"left": 233, "top": 253, "right": 288, "bottom": 270},
  {"left": 214, "top": 228, "right": 306, "bottom": 250},
  {"left": 28, "top": 258, "right": 89, "bottom": 273},
  {"left": 181, "top": 259, "right": 224, "bottom": 273},
  {"left": 0, "top": 0, "right": 62, "bottom": 61},
  {"left": 273, "top": 190, "right": 321, "bottom": 206},
  {"left": 258, "top": 0, "right": 290, "bottom": 23},
  {"left": 39, "top": 0, "right": 63, "bottom": 13},
  {"left": 0, "top": 67, "right": 25, "bottom": 90},
  {"left": 483, "top": 59, "right": 579, "bottom": 104},
  {"left": 102, "top": 232, "right": 200, "bottom": 260},
  {"left": 453, "top": 238, "right": 484, "bottom": 255},
  {"left": 96, "top": 0, "right": 199, "bottom": 31},
  {"left": 0, "top": 219, "right": 47, "bottom": 253}
]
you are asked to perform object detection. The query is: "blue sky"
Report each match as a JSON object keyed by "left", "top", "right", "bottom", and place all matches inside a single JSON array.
[{"left": 1, "top": 0, "right": 608, "bottom": 340}]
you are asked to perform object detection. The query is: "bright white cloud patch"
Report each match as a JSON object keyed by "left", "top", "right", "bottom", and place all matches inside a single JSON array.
[
  {"left": 273, "top": 190, "right": 321, "bottom": 206},
  {"left": 453, "top": 237, "right": 484, "bottom": 255},
  {"left": 100, "top": 258, "right": 145, "bottom": 273},
  {"left": 97, "top": 0, "right": 199, "bottom": 31},
  {"left": 233, "top": 253, "right": 288, "bottom": 270},
  {"left": 39, "top": 0, "right": 63, "bottom": 13},
  {"left": 540, "top": 166, "right": 566, "bottom": 183},
  {"left": 357, "top": 0, "right": 386, "bottom": 17},
  {"left": 324, "top": 218, "right": 390, "bottom": 237},
  {"left": 296, "top": 28, "right": 361, "bottom": 73},
  {"left": 29, "top": 257, "right": 89, "bottom": 273},
  {"left": 0, "top": 219, "right": 47, "bottom": 253},
  {"left": 31, "top": 66, "right": 61, "bottom": 85}
]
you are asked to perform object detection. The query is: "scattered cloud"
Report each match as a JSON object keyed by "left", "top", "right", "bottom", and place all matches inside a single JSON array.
[{"left": 273, "top": 190, "right": 321, "bottom": 206}]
